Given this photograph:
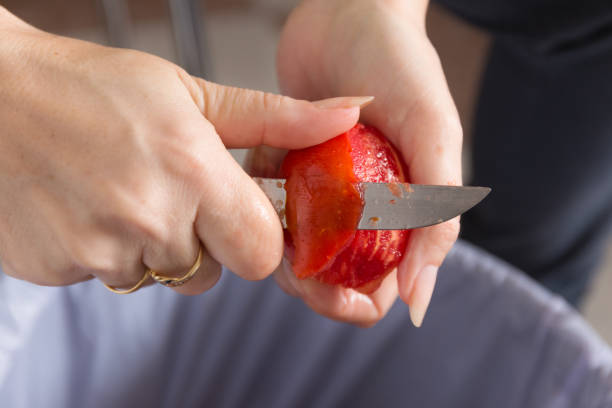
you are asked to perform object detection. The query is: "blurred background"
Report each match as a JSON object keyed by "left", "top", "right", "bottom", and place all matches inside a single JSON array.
[{"left": 4, "top": 0, "right": 611, "bottom": 342}]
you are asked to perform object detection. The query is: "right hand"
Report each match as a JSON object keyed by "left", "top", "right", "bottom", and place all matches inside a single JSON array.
[
  {"left": 274, "top": 0, "right": 463, "bottom": 326},
  {"left": 0, "top": 8, "right": 364, "bottom": 294}
]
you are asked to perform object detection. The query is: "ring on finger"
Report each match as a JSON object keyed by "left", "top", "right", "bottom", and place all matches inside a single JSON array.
[
  {"left": 103, "top": 269, "right": 150, "bottom": 295},
  {"left": 149, "top": 247, "right": 203, "bottom": 288}
]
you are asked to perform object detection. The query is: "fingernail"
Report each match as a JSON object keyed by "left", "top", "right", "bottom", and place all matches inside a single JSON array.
[
  {"left": 409, "top": 265, "right": 438, "bottom": 328},
  {"left": 312, "top": 96, "right": 374, "bottom": 110}
]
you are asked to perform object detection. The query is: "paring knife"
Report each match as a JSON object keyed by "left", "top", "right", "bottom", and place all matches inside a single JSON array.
[{"left": 254, "top": 177, "right": 491, "bottom": 230}]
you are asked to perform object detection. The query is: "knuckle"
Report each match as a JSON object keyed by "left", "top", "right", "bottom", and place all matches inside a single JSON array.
[
  {"left": 158, "top": 121, "right": 217, "bottom": 184},
  {"left": 239, "top": 243, "right": 282, "bottom": 280},
  {"left": 176, "top": 67, "right": 205, "bottom": 110},
  {"left": 99, "top": 178, "right": 175, "bottom": 248},
  {"left": 2, "top": 244, "right": 77, "bottom": 286},
  {"left": 62, "top": 233, "right": 138, "bottom": 284},
  {"left": 415, "top": 104, "right": 463, "bottom": 142},
  {"left": 438, "top": 112, "right": 463, "bottom": 140},
  {"left": 261, "top": 91, "right": 284, "bottom": 112},
  {"left": 427, "top": 114, "right": 463, "bottom": 149},
  {"left": 225, "top": 191, "right": 283, "bottom": 280},
  {"left": 168, "top": 118, "right": 212, "bottom": 145},
  {"left": 64, "top": 237, "right": 107, "bottom": 272},
  {"left": 131, "top": 214, "right": 172, "bottom": 252},
  {"left": 202, "top": 83, "right": 243, "bottom": 122},
  {"left": 238, "top": 229, "right": 283, "bottom": 280},
  {"left": 5, "top": 259, "right": 70, "bottom": 286}
]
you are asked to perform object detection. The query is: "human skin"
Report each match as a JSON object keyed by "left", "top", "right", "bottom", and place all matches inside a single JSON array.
[
  {"left": 274, "top": 0, "right": 463, "bottom": 327},
  {"left": 0, "top": 6, "right": 368, "bottom": 296}
]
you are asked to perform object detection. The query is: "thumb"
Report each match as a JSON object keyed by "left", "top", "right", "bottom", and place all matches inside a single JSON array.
[{"left": 188, "top": 77, "right": 372, "bottom": 149}]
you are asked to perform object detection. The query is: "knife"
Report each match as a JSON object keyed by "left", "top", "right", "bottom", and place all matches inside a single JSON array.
[{"left": 254, "top": 177, "right": 491, "bottom": 230}]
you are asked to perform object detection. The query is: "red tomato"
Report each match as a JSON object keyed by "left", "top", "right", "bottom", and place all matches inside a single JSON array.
[{"left": 280, "top": 124, "right": 410, "bottom": 293}]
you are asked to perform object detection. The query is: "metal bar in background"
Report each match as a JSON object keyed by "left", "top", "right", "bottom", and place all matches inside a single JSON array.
[
  {"left": 168, "top": 0, "right": 213, "bottom": 79},
  {"left": 98, "top": 0, "right": 132, "bottom": 48}
]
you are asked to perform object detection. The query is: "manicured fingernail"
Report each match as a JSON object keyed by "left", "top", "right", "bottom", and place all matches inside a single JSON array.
[
  {"left": 409, "top": 265, "right": 438, "bottom": 327},
  {"left": 312, "top": 96, "right": 374, "bottom": 110}
]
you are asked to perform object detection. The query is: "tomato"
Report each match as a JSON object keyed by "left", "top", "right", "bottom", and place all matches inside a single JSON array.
[{"left": 280, "top": 124, "right": 410, "bottom": 293}]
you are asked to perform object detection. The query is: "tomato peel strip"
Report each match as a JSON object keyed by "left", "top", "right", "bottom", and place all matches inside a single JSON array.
[{"left": 281, "top": 134, "right": 363, "bottom": 279}]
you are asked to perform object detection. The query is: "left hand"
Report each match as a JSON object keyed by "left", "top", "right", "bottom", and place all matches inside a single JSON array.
[{"left": 274, "top": 0, "right": 463, "bottom": 327}]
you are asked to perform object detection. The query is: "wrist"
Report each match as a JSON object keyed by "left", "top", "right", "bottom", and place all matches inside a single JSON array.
[
  {"left": 298, "top": 0, "right": 428, "bottom": 29},
  {"left": 375, "top": 0, "right": 429, "bottom": 20},
  {"left": 370, "top": 0, "right": 429, "bottom": 31}
]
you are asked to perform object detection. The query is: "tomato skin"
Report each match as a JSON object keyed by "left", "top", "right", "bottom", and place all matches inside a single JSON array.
[{"left": 280, "top": 124, "right": 410, "bottom": 293}]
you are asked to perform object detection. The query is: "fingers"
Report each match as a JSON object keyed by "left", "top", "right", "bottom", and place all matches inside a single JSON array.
[
  {"left": 149, "top": 246, "right": 222, "bottom": 296},
  {"left": 273, "top": 258, "right": 301, "bottom": 297},
  {"left": 75, "top": 130, "right": 270, "bottom": 294},
  {"left": 137, "top": 79, "right": 370, "bottom": 293},
  {"left": 138, "top": 117, "right": 284, "bottom": 284},
  {"left": 175, "top": 252, "right": 221, "bottom": 295},
  {"left": 192, "top": 131, "right": 285, "bottom": 281},
  {"left": 187, "top": 76, "right": 369, "bottom": 149},
  {"left": 274, "top": 258, "right": 399, "bottom": 326},
  {"left": 360, "top": 88, "right": 463, "bottom": 327},
  {"left": 94, "top": 223, "right": 221, "bottom": 295},
  {"left": 398, "top": 219, "right": 459, "bottom": 326},
  {"left": 0, "top": 259, "right": 95, "bottom": 286},
  {"left": 387, "top": 104, "right": 462, "bottom": 325},
  {"left": 397, "top": 105, "right": 463, "bottom": 325},
  {"left": 141, "top": 221, "right": 222, "bottom": 296},
  {"left": 94, "top": 257, "right": 149, "bottom": 293},
  {"left": 124, "top": 135, "right": 281, "bottom": 290}
]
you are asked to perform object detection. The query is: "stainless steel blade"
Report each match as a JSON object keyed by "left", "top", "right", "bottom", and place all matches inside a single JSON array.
[
  {"left": 253, "top": 178, "right": 490, "bottom": 230},
  {"left": 254, "top": 177, "right": 287, "bottom": 228},
  {"left": 358, "top": 182, "right": 490, "bottom": 230}
]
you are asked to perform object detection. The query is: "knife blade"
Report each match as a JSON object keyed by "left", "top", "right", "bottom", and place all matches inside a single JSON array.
[{"left": 253, "top": 177, "right": 490, "bottom": 230}]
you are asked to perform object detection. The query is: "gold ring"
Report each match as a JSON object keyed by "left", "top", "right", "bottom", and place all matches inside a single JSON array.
[
  {"left": 149, "top": 247, "right": 203, "bottom": 287},
  {"left": 103, "top": 269, "right": 150, "bottom": 295}
]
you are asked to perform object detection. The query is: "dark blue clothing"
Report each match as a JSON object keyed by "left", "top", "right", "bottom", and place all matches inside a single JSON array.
[{"left": 438, "top": 0, "right": 612, "bottom": 305}]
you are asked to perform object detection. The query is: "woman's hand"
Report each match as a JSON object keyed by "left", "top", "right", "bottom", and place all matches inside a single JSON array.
[
  {"left": 277, "top": 0, "right": 463, "bottom": 326},
  {"left": 0, "top": 7, "right": 364, "bottom": 295}
]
